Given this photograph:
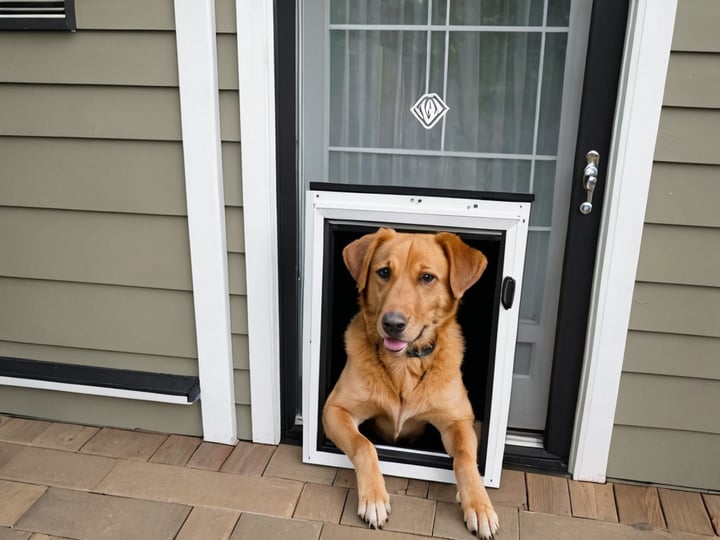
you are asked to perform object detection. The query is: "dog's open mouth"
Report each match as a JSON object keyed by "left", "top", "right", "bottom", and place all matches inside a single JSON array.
[{"left": 382, "top": 337, "right": 407, "bottom": 353}]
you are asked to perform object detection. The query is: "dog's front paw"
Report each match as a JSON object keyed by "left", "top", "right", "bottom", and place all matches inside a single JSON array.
[
  {"left": 357, "top": 480, "right": 391, "bottom": 529},
  {"left": 457, "top": 491, "right": 499, "bottom": 539}
]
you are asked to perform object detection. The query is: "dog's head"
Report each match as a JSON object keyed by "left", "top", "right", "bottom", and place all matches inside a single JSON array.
[{"left": 343, "top": 228, "right": 487, "bottom": 357}]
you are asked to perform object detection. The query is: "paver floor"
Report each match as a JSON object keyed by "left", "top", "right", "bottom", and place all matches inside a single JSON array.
[{"left": 0, "top": 416, "right": 718, "bottom": 540}]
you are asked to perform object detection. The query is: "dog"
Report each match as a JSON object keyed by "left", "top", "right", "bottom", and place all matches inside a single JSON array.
[{"left": 322, "top": 228, "right": 499, "bottom": 538}]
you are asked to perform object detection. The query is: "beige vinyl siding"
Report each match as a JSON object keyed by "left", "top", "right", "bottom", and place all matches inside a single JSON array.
[
  {"left": 671, "top": 0, "right": 719, "bottom": 53},
  {"left": 0, "top": 138, "right": 187, "bottom": 215},
  {"left": 0, "top": 85, "right": 240, "bottom": 142},
  {"left": 0, "top": 1, "right": 202, "bottom": 434},
  {"left": 0, "top": 341, "right": 197, "bottom": 376},
  {"left": 645, "top": 164, "right": 720, "bottom": 228},
  {"left": 74, "top": 0, "right": 175, "bottom": 30},
  {"left": 607, "top": 0, "right": 720, "bottom": 490},
  {"left": 609, "top": 427, "right": 720, "bottom": 490},
  {"left": 623, "top": 332, "right": 720, "bottom": 381},
  {"left": 663, "top": 53, "right": 720, "bottom": 109},
  {"left": 215, "top": 0, "right": 252, "bottom": 441},
  {"left": 654, "top": 108, "right": 720, "bottom": 164},
  {"left": 0, "top": 387, "right": 202, "bottom": 436},
  {"left": 0, "top": 208, "right": 193, "bottom": 290}
]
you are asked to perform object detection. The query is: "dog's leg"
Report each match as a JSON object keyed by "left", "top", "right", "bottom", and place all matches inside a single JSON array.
[
  {"left": 323, "top": 405, "right": 391, "bottom": 528},
  {"left": 441, "top": 420, "right": 499, "bottom": 539}
]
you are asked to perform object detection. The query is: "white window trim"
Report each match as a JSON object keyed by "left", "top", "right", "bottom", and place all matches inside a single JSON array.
[
  {"left": 175, "top": 0, "right": 237, "bottom": 444},
  {"left": 569, "top": 0, "right": 677, "bottom": 482},
  {"left": 236, "top": 0, "right": 282, "bottom": 444},
  {"left": 237, "top": 0, "right": 679, "bottom": 477}
]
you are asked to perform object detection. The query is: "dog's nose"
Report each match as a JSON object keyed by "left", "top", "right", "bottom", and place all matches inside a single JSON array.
[{"left": 382, "top": 311, "right": 407, "bottom": 337}]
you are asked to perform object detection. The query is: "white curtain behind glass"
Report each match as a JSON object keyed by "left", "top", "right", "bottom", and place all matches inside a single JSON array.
[{"left": 324, "top": 0, "right": 569, "bottom": 323}]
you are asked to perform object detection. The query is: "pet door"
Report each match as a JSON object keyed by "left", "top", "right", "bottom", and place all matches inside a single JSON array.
[{"left": 302, "top": 184, "right": 531, "bottom": 488}]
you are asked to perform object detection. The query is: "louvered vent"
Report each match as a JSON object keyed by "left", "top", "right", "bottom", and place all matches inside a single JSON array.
[{"left": 0, "top": 0, "right": 76, "bottom": 30}]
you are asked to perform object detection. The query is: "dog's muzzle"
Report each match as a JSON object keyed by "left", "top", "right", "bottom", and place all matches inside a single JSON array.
[
  {"left": 380, "top": 311, "right": 409, "bottom": 353},
  {"left": 381, "top": 311, "right": 407, "bottom": 338}
]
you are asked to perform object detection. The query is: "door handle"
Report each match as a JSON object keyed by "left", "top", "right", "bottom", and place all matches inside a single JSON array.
[{"left": 579, "top": 150, "right": 600, "bottom": 215}]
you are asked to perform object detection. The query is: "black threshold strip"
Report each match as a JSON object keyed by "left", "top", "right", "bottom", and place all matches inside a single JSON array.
[{"left": 0, "top": 357, "right": 200, "bottom": 402}]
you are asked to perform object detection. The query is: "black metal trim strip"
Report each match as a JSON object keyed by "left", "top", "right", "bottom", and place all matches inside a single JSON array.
[
  {"left": 545, "top": 0, "right": 630, "bottom": 458},
  {"left": 503, "top": 445, "right": 568, "bottom": 474},
  {"left": 64, "top": 0, "right": 76, "bottom": 30},
  {"left": 274, "top": 0, "right": 302, "bottom": 441},
  {"left": 310, "top": 182, "right": 535, "bottom": 204},
  {"left": 0, "top": 357, "right": 200, "bottom": 402},
  {"left": 0, "top": 0, "right": 76, "bottom": 31}
]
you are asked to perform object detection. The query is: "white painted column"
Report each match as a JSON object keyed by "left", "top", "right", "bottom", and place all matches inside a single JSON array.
[
  {"left": 236, "top": 0, "right": 282, "bottom": 444},
  {"left": 570, "top": 0, "right": 677, "bottom": 482},
  {"left": 174, "top": 0, "right": 237, "bottom": 444}
]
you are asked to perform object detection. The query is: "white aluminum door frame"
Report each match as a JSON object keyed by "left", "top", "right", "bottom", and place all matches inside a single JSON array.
[{"left": 301, "top": 189, "right": 530, "bottom": 488}]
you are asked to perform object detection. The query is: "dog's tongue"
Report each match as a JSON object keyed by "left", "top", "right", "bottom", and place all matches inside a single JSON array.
[{"left": 383, "top": 338, "right": 407, "bottom": 352}]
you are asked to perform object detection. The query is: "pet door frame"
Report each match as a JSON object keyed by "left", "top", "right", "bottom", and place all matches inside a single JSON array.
[{"left": 302, "top": 186, "right": 531, "bottom": 488}]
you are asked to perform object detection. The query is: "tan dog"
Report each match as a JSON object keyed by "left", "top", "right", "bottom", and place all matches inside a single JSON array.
[{"left": 322, "top": 228, "right": 499, "bottom": 538}]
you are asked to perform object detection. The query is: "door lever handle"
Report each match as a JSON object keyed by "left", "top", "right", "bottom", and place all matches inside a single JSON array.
[{"left": 579, "top": 150, "right": 600, "bottom": 215}]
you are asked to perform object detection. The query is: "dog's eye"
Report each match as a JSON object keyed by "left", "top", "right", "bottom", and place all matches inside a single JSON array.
[
  {"left": 420, "top": 273, "right": 435, "bottom": 283},
  {"left": 376, "top": 267, "right": 391, "bottom": 279}
]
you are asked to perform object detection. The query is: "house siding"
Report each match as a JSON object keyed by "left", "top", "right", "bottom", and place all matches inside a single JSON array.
[
  {"left": 0, "top": 0, "right": 204, "bottom": 435},
  {"left": 607, "top": 0, "right": 720, "bottom": 490}
]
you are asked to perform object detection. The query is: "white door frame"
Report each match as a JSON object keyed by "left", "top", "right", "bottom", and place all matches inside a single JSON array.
[
  {"left": 175, "top": 0, "right": 237, "bottom": 445},
  {"left": 235, "top": 0, "right": 283, "bottom": 444},
  {"left": 236, "top": 0, "right": 679, "bottom": 483},
  {"left": 569, "top": 0, "right": 676, "bottom": 482}
]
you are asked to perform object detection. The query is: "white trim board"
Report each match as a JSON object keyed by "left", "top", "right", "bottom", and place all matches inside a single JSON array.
[
  {"left": 569, "top": 0, "right": 677, "bottom": 482},
  {"left": 236, "top": 0, "right": 282, "bottom": 444},
  {"left": 175, "top": 0, "right": 237, "bottom": 444}
]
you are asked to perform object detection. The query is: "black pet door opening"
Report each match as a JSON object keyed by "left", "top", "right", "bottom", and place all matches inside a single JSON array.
[{"left": 302, "top": 185, "right": 531, "bottom": 487}]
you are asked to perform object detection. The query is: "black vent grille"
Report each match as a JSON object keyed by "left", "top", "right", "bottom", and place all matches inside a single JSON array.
[{"left": 0, "top": 0, "right": 76, "bottom": 30}]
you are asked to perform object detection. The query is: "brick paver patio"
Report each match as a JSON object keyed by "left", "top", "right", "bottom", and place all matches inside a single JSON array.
[{"left": 0, "top": 415, "right": 717, "bottom": 539}]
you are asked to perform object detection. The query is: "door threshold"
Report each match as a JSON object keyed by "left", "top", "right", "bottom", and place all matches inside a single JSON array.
[{"left": 505, "top": 430, "right": 544, "bottom": 449}]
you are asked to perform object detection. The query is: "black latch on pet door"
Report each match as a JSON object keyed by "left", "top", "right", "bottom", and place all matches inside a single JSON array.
[{"left": 302, "top": 185, "right": 531, "bottom": 488}]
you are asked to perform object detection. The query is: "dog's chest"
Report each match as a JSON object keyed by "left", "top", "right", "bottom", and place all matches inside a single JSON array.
[{"left": 380, "top": 363, "right": 431, "bottom": 441}]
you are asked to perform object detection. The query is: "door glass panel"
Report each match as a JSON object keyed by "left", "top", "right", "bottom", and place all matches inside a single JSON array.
[
  {"left": 513, "top": 343, "right": 534, "bottom": 377},
  {"left": 301, "top": 0, "right": 587, "bottom": 431},
  {"left": 329, "top": 153, "right": 532, "bottom": 191},
  {"left": 519, "top": 231, "right": 550, "bottom": 322},
  {"left": 531, "top": 161, "right": 556, "bottom": 227},
  {"left": 448, "top": 0, "right": 544, "bottom": 26},
  {"left": 329, "top": 30, "right": 439, "bottom": 150},
  {"left": 445, "top": 32, "right": 541, "bottom": 154},
  {"left": 547, "top": 0, "right": 572, "bottom": 26},
  {"left": 538, "top": 32, "right": 569, "bottom": 154},
  {"left": 330, "top": 0, "right": 429, "bottom": 25}
]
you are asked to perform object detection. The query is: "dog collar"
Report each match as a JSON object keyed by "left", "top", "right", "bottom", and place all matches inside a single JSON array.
[{"left": 407, "top": 342, "right": 435, "bottom": 358}]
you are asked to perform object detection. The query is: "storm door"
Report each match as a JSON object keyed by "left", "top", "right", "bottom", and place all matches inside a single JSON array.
[
  {"left": 277, "top": 0, "right": 629, "bottom": 460},
  {"left": 300, "top": 0, "right": 588, "bottom": 436}
]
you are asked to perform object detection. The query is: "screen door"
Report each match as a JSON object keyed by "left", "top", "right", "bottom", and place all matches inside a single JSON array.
[{"left": 300, "top": 0, "right": 591, "bottom": 432}]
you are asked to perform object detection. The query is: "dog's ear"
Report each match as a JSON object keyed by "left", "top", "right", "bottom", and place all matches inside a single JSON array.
[
  {"left": 436, "top": 232, "right": 488, "bottom": 298},
  {"left": 343, "top": 228, "right": 395, "bottom": 292}
]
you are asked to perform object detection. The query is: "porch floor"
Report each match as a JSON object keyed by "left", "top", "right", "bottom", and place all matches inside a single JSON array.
[{"left": 0, "top": 416, "right": 717, "bottom": 540}]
